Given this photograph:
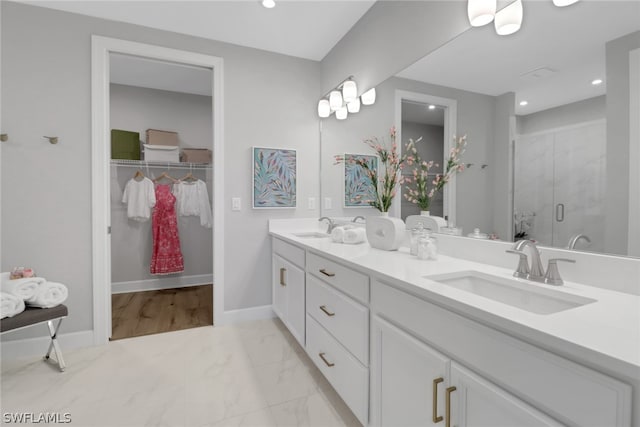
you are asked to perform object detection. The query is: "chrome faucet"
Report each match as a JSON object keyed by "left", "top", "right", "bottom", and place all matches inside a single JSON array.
[
  {"left": 507, "top": 239, "right": 576, "bottom": 285},
  {"left": 352, "top": 216, "right": 366, "bottom": 223},
  {"left": 319, "top": 217, "right": 336, "bottom": 233},
  {"left": 567, "top": 234, "right": 591, "bottom": 249}
]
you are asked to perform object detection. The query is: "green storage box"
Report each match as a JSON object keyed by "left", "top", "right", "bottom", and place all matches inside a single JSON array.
[{"left": 111, "top": 129, "right": 141, "bottom": 160}]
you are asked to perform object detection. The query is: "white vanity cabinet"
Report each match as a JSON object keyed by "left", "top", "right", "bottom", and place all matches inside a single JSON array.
[{"left": 271, "top": 238, "right": 305, "bottom": 347}]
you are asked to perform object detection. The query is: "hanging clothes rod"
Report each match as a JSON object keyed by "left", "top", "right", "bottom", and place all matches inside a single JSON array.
[{"left": 110, "top": 159, "right": 212, "bottom": 170}]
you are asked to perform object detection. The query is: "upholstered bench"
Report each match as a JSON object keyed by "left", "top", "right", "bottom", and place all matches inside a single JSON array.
[{"left": 0, "top": 304, "right": 68, "bottom": 371}]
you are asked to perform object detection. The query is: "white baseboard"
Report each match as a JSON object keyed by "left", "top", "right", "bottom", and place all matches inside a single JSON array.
[
  {"left": 223, "top": 305, "right": 275, "bottom": 324},
  {"left": 1, "top": 329, "right": 94, "bottom": 361},
  {"left": 111, "top": 274, "right": 213, "bottom": 294}
]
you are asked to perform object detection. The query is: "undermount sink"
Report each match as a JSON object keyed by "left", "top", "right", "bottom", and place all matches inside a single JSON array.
[
  {"left": 292, "top": 231, "right": 330, "bottom": 239},
  {"left": 425, "top": 270, "right": 596, "bottom": 315}
]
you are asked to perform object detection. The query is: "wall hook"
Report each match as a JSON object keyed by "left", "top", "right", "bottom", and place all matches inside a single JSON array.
[
  {"left": 43, "top": 136, "right": 59, "bottom": 144},
  {"left": 481, "top": 164, "right": 488, "bottom": 169},
  {"left": 466, "top": 163, "right": 474, "bottom": 168},
  {"left": 0, "top": 134, "right": 8, "bottom": 142}
]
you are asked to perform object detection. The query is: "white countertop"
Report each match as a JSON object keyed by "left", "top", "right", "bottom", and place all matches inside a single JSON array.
[{"left": 270, "top": 225, "right": 640, "bottom": 381}]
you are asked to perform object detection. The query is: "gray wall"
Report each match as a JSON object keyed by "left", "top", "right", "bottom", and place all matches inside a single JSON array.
[
  {"left": 517, "top": 96, "right": 606, "bottom": 135},
  {"left": 320, "top": 76, "right": 497, "bottom": 236},
  {"left": 1, "top": 2, "right": 320, "bottom": 340},
  {"left": 605, "top": 31, "right": 640, "bottom": 255},
  {"left": 321, "top": 1, "right": 469, "bottom": 95},
  {"left": 110, "top": 84, "right": 213, "bottom": 284}
]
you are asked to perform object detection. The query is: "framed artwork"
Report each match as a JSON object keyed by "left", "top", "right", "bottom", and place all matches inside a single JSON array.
[
  {"left": 344, "top": 153, "right": 378, "bottom": 208},
  {"left": 253, "top": 147, "right": 297, "bottom": 208}
]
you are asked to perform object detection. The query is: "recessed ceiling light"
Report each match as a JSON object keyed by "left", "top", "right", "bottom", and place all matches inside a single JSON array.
[
  {"left": 262, "top": 0, "right": 276, "bottom": 9},
  {"left": 519, "top": 100, "right": 528, "bottom": 106},
  {"left": 591, "top": 78, "right": 603, "bottom": 86},
  {"left": 428, "top": 105, "right": 436, "bottom": 110}
]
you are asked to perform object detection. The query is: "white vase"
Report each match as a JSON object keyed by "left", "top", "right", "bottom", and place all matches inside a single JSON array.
[
  {"left": 366, "top": 214, "right": 405, "bottom": 251},
  {"left": 420, "top": 210, "right": 430, "bottom": 216}
]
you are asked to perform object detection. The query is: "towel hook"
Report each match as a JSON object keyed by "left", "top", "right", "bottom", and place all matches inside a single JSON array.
[
  {"left": 0, "top": 134, "right": 8, "bottom": 142},
  {"left": 43, "top": 136, "right": 59, "bottom": 144}
]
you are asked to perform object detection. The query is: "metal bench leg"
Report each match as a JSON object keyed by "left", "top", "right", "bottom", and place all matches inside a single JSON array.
[{"left": 44, "top": 319, "right": 66, "bottom": 372}]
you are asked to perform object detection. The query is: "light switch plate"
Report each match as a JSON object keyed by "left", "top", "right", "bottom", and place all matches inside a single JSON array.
[
  {"left": 308, "top": 197, "right": 316, "bottom": 210},
  {"left": 231, "top": 197, "right": 241, "bottom": 211},
  {"left": 324, "top": 197, "right": 332, "bottom": 210}
]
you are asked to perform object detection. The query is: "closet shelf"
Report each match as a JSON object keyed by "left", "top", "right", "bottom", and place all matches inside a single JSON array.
[{"left": 110, "top": 159, "right": 212, "bottom": 170}]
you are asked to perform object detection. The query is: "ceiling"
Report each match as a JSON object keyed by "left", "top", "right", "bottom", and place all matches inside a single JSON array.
[
  {"left": 397, "top": 0, "right": 640, "bottom": 115},
  {"left": 21, "top": 0, "right": 375, "bottom": 61}
]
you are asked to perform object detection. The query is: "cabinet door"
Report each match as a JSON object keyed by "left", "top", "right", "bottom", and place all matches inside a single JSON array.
[
  {"left": 272, "top": 254, "right": 288, "bottom": 323},
  {"left": 370, "top": 316, "right": 450, "bottom": 427},
  {"left": 285, "top": 260, "right": 305, "bottom": 347},
  {"left": 449, "top": 362, "right": 562, "bottom": 427}
]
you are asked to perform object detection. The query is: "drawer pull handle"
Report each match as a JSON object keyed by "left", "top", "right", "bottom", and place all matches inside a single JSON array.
[
  {"left": 319, "top": 268, "right": 335, "bottom": 277},
  {"left": 279, "top": 267, "right": 286, "bottom": 286},
  {"left": 319, "top": 305, "right": 335, "bottom": 317},
  {"left": 433, "top": 377, "right": 444, "bottom": 423},
  {"left": 318, "top": 352, "right": 335, "bottom": 367},
  {"left": 445, "top": 386, "right": 456, "bottom": 427}
]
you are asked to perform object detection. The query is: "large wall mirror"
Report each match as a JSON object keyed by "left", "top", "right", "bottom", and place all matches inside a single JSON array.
[{"left": 319, "top": 0, "right": 639, "bottom": 258}]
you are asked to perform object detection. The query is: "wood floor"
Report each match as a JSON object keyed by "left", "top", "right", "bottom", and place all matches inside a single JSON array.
[{"left": 111, "top": 284, "right": 213, "bottom": 340}]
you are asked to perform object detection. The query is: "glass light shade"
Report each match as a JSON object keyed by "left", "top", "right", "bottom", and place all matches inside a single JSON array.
[
  {"left": 468, "top": 0, "right": 496, "bottom": 26},
  {"left": 317, "top": 99, "right": 330, "bottom": 118},
  {"left": 552, "top": 0, "right": 579, "bottom": 6},
  {"left": 336, "top": 107, "right": 348, "bottom": 120},
  {"left": 342, "top": 80, "right": 358, "bottom": 103},
  {"left": 495, "top": 0, "right": 523, "bottom": 36},
  {"left": 262, "top": 0, "right": 276, "bottom": 8},
  {"left": 361, "top": 88, "right": 376, "bottom": 106},
  {"left": 347, "top": 98, "right": 361, "bottom": 113},
  {"left": 329, "top": 90, "right": 343, "bottom": 111}
]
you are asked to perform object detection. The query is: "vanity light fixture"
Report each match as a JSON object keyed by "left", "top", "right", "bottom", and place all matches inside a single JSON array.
[
  {"left": 468, "top": 0, "right": 496, "bottom": 26},
  {"left": 361, "top": 88, "right": 376, "bottom": 106},
  {"left": 591, "top": 78, "right": 603, "bottom": 86},
  {"left": 347, "top": 98, "right": 361, "bottom": 113},
  {"left": 552, "top": 0, "right": 579, "bottom": 6},
  {"left": 342, "top": 80, "right": 358, "bottom": 103},
  {"left": 519, "top": 100, "right": 528, "bottom": 106},
  {"left": 329, "top": 90, "right": 343, "bottom": 111},
  {"left": 318, "top": 99, "right": 331, "bottom": 118},
  {"left": 495, "top": 0, "right": 523, "bottom": 36},
  {"left": 335, "top": 106, "right": 348, "bottom": 120},
  {"left": 262, "top": 0, "right": 276, "bottom": 9}
]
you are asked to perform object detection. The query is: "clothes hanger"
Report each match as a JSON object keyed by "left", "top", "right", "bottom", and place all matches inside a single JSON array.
[
  {"left": 153, "top": 171, "right": 178, "bottom": 183},
  {"left": 133, "top": 170, "right": 145, "bottom": 180},
  {"left": 179, "top": 172, "right": 198, "bottom": 182}
]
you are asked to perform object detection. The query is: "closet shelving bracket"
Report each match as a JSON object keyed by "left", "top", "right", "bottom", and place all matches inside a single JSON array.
[{"left": 110, "top": 159, "right": 212, "bottom": 170}]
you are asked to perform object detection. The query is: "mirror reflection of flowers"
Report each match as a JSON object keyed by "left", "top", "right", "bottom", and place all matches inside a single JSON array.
[
  {"left": 334, "top": 127, "right": 415, "bottom": 213},
  {"left": 404, "top": 135, "right": 467, "bottom": 211}
]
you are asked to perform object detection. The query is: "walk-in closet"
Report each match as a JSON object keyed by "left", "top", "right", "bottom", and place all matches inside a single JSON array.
[{"left": 108, "top": 54, "right": 214, "bottom": 340}]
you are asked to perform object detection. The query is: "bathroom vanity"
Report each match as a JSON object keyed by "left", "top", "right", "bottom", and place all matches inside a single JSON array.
[{"left": 269, "top": 219, "right": 639, "bottom": 427}]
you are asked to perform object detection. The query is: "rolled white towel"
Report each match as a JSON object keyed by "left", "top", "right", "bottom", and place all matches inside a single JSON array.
[
  {"left": 26, "top": 282, "right": 68, "bottom": 308},
  {"left": 1, "top": 272, "right": 46, "bottom": 301},
  {"left": 343, "top": 227, "right": 367, "bottom": 244},
  {"left": 1, "top": 292, "right": 25, "bottom": 319},
  {"left": 331, "top": 226, "right": 346, "bottom": 243}
]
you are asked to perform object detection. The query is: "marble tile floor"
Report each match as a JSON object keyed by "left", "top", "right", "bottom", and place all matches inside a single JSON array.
[{"left": 0, "top": 319, "right": 362, "bottom": 427}]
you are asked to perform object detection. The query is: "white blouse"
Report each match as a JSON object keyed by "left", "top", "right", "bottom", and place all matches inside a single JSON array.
[
  {"left": 122, "top": 177, "right": 156, "bottom": 221},
  {"left": 173, "top": 180, "right": 212, "bottom": 228}
]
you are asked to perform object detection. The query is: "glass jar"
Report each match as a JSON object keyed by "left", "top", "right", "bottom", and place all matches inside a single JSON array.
[
  {"left": 409, "top": 224, "right": 424, "bottom": 256},
  {"left": 417, "top": 231, "right": 438, "bottom": 260}
]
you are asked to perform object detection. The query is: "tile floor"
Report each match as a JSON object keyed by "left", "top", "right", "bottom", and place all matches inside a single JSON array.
[{"left": 0, "top": 319, "right": 362, "bottom": 427}]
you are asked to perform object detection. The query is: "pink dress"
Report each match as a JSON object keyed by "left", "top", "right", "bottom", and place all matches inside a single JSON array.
[{"left": 150, "top": 184, "right": 184, "bottom": 275}]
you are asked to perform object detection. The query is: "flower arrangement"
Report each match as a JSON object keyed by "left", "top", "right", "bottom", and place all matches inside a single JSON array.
[
  {"left": 335, "top": 127, "right": 414, "bottom": 213},
  {"left": 403, "top": 135, "right": 467, "bottom": 211}
]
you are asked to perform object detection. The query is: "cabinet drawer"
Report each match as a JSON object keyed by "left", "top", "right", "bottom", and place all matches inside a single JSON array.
[
  {"left": 306, "top": 274, "right": 369, "bottom": 365},
  {"left": 372, "top": 280, "right": 632, "bottom": 427},
  {"left": 272, "top": 238, "right": 305, "bottom": 269},
  {"left": 305, "top": 314, "right": 368, "bottom": 425},
  {"left": 307, "top": 252, "right": 369, "bottom": 304}
]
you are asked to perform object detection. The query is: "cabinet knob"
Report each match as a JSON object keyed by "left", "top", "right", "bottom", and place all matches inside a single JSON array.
[{"left": 433, "top": 377, "right": 444, "bottom": 423}]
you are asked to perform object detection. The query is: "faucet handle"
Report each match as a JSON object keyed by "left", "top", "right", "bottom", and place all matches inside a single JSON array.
[
  {"left": 543, "top": 258, "right": 576, "bottom": 286},
  {"left": 506, "top": 250, "right": 530, "bottom": 279}
]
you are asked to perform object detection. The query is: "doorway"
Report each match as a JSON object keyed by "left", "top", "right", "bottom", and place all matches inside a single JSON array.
[
  {"left": 91, "top": 36, "right": 224, "bottom": 344},
  {"left": 393, "top": 90, "right": 457, "bottom": 223}
]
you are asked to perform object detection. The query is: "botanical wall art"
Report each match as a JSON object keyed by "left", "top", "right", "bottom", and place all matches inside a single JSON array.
[
  {"left": 252, "top": 147, "right": 297, "bottom": 208},
  {"left": 343, "top": 154, "right": 378, "bottom": 207}
]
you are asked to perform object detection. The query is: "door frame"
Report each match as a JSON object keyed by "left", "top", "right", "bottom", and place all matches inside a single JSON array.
[
  {"left": 393, "top": 90, "right": 457, "bottom": 223},
  {"left": 91, "top": 36, "right": 225, "bottom": 344}
]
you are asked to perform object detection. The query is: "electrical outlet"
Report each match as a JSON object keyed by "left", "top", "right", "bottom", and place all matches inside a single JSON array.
[
  {"left": 231, "top": 197, "right": 241, "bottom": 211},
  {"left": 308, "top": 197, "right": 316, "bottom": 210},
  {"left": 324, "top": 197, "right": 332, "bottom": 210}
]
